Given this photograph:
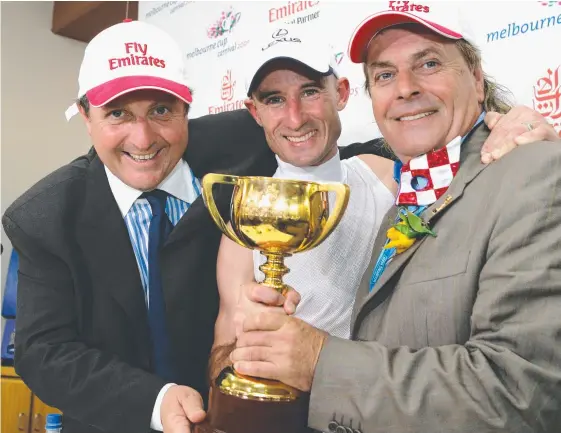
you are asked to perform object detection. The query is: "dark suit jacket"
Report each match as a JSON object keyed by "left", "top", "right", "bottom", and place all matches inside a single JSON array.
[{"left": 2, "top": 109, "right": 388, "bottom": 433}]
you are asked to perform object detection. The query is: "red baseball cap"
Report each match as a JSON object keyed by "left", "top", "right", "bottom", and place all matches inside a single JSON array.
[{"left": 348, "top": 2, "right": 475, "bottom": 63}]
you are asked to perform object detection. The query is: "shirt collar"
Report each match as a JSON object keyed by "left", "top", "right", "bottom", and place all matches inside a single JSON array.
[
  {"left": 105, "top": 159, "right": 199, "bottom": 217},
  {"left": 274, "top": 150, "right": 343, "bottom": 183},
  {"left": 393, "top": 110, "right": 487, "bottom": 183}
]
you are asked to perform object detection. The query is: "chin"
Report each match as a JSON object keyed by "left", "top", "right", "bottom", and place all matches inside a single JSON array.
[{"left": 126, "top": 175, "right": 162, "bottom": 191}]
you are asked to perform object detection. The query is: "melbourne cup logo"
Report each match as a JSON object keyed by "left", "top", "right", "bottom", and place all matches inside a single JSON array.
[
  {"left": 533, "top": 65, "right": 561, "bottom": 136},
  {"left": 207, "top": 8, "right": 242, "bottom": 39},
  {"left": 262, "top": 28, "right": 301, "bottom": 51}
]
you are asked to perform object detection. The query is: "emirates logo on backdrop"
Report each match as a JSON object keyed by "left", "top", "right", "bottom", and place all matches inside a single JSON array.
[
  {"left": 221, "top": 70, "right": 236, "bottom": 101},
  {"left": 533, "top": 65, "right": 561, "bottom": 136},
  {"left": 208, "top": 70, "right": 245, "bottom": 114}
]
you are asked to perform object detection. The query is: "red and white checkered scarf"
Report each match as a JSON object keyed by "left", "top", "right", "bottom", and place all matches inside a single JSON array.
[{"left": 396, "top": 136, "right": 462, "bottom": 206}]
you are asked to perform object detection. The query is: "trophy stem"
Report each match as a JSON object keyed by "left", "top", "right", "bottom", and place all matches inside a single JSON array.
[{"left": 259, "top": 251, "right": 292, "bottom": 295}]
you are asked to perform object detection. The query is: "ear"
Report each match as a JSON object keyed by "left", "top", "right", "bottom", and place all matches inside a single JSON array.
[
  {"left": 335, "top": 77, "right": 351, "bottom": 111},
  {"left": 244, "top": 98, "right": 263, "bottom": 127},
  {"left": 474, "top": 66, "right": 484, "bottom": 104},
  {"left": 78, "top": 104, "right": 93, "bottom": 136}
]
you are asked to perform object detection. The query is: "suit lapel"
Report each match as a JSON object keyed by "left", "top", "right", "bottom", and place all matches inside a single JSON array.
[
  {"left": 354, "top": 124, "right": 492, "bottom": 324},
  {"left": 165, "top": 196, "right": 208, "bottom": 248},
  {"left": 76, "top": 157, "right": 150, "bottom": 343}
]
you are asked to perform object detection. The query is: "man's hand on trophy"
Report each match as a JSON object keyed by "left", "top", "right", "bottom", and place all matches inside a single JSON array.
[
  {"left": 160, "top": 385, "right": 206, "bottom": 433},
  {"left": 234, "top": 282, "right": 301, "bottom": 338},
  {"left": 231, "top": 313, "right": 327, "bottom": 392},
  {"left": 481, "top": 105, "right": 560, "bottom": 164}
]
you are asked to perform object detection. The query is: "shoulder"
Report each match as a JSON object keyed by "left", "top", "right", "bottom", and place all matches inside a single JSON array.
[
  {"left": 186, "top": 109, "right": 271, "bottom": 176},
  {"left": 488, "top": 140, "right": 561, "bottom": 180},
  {"left": 355, "top": 154, "right": 398, "bottom": 195},
  {"left": 478, "top": 141, "right": 561, "bottom": 218},
  {"left": 3, "top": 152, "right": 94, "bottom": 228}
]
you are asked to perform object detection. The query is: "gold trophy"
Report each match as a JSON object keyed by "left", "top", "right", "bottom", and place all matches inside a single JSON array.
[{"left": 199, "top": 173, "right": 350, "bottom": 433}]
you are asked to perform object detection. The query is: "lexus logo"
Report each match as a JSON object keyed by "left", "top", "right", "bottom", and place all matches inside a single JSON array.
[{"left": 272, "top": 28, "right": 288, "bottom": 38}]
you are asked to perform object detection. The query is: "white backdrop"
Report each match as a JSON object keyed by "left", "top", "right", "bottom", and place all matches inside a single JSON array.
[{"left": 140, "top": 1, "right": 561, "bottom": 145}]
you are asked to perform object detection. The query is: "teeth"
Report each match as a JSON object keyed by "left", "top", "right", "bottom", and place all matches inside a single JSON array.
[
  {"left": 286, "top": 131, "right": 316, "bottom": 143},
  {"left": 398, "top": 111, "right": 435, "bottom": 121},
  {"left": 129, "top": 151, "right": 157, "bottom": 161}
]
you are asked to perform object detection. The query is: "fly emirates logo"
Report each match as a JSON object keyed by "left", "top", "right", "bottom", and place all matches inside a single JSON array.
[
  {"left": 388, "top": 1, "right": 430, "bottom": 13},
  {"left": 108, "top": 42, "right": 166, "bottom": 70}
]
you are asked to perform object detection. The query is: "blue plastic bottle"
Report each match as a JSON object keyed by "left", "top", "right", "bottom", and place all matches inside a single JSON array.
[{"left": 45, "top": 414, "right": 62, "bottom": 433}]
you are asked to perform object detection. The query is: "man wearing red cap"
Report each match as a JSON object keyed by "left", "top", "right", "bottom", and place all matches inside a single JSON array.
[{"left": 229, "top": 4, "right": 561, "bottom": 432}]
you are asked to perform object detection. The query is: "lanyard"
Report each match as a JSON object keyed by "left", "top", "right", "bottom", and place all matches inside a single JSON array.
[{"left": 369, "top": 205, "right": 426, "bottom": 292}]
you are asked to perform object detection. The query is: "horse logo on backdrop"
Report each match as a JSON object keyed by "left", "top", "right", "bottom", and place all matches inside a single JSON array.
[
  {"left": 221, "top": 70, "right": 236, "bottom": 102},
  {"left": 533, "top": 66, "right": 561, "bottom": 136},
  {"left": 207, "top": 8, "right": 242, "bottom": 39},
  {"left": 388, "top": 1, "right": 430, "bottom": 13},
  {"left": 262, "top": 28, "right": 302, "bottom": 51}
]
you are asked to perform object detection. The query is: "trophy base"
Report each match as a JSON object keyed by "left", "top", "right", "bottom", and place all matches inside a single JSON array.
[{"left": 195, "top": 368, "right": 311, "bottom": 433}]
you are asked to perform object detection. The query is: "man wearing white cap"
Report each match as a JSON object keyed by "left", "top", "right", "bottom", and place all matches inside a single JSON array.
[
  {"left": 229, "top": 4, "right": 561, "bottom": 432},
  {"left": 2, "top": 19, "right": 230, "bottom": 433}
]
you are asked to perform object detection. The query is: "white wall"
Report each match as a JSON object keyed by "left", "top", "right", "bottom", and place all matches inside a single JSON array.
[{"left": 1, "top": 1, "right": 90, "bottom": 300}]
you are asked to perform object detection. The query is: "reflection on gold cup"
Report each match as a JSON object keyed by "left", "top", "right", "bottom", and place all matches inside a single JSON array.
[{"left": 202, "top": 173, "right": 350, "bottom": 403}]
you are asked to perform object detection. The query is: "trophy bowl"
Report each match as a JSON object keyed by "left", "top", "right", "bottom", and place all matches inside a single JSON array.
[
  {"left": 200, "top": 173, "right": 350, "bottom": 433},
  {"left": 203, "top": 174, "right": 350, "bottom": 296}
]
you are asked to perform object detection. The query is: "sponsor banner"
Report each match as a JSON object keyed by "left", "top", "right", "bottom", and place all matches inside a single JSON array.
[{"left": 140, "top": 1, "right": 561, "bottom": 142}]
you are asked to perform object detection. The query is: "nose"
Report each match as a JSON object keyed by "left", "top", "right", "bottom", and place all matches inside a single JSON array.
[
  {"left": 396, "top": 70, "right": 421, "bottom": 100},
  {"left": 127, "top": 116, "right": 156, "bottom": 151},
  {"left": 284, "top": 97, "right": 307, "bottom": 130}
]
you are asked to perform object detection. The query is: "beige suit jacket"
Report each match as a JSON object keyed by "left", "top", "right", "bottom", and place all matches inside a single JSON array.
[{"left": 308, "top": 124, "right": 561, "bottom": 433}]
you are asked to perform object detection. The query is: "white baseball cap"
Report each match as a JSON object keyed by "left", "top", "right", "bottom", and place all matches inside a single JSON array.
[
  {"left": 245, "top": 27, "right": 338, "bottom": 96},
  {"left": 348, "top": 2, "right": 475, "bottom": 63},
  {"left": 65, "top": 20, "right": 192, "bottom": 121}
]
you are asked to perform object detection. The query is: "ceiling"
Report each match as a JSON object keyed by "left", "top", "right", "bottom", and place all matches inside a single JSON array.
[{"left": 51, "top": 1, "right": 139, "bottom": 43}]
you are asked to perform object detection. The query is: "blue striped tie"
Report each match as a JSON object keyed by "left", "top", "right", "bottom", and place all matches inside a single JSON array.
[{"left": 142, "top": 189, "right": 175, "bottom": 381}]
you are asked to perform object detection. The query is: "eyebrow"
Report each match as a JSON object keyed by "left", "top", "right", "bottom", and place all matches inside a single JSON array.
[
  {"left": 369, "top": 47, "right": 444, "bottom": 69},
  {"left": 255, "top": 79, "right": 326, "bottom": 102},
  {"left": 104, "top": 96, "right": 176, "bottom": 110}
]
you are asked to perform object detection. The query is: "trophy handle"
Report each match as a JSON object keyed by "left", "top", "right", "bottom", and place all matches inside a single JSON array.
[
  {"left": 305, "top": 183, "right": 350, "bottom": 250},
  {"left": 201, "top": 173, "right": 246, "bottom": 248}
]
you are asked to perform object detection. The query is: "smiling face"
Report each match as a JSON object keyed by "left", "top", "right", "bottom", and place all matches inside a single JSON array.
[
  {"left": 80, "top": 89, "right": 188, "bottom": 191},
  {"left": 245, "top": 62, "right": 350, "bottom": 167},
  {"left": 365, "top": 25, "right": 484, "bottom": 162}
]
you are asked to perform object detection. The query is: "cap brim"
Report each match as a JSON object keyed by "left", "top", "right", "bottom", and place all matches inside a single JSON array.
[
  {"left": 86, "top": 75, "right": 193, "bottom": 107},
  {"left": 348, "top": 11, "right": 463, "bottom": 63},
  {"left": 246, "top": 56, "right": 332, "bottom": 96}
]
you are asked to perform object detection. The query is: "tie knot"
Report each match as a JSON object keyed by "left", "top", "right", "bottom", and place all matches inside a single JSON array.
[{"left": 142, "top": 189, "right": 168, "bottom": 215}]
